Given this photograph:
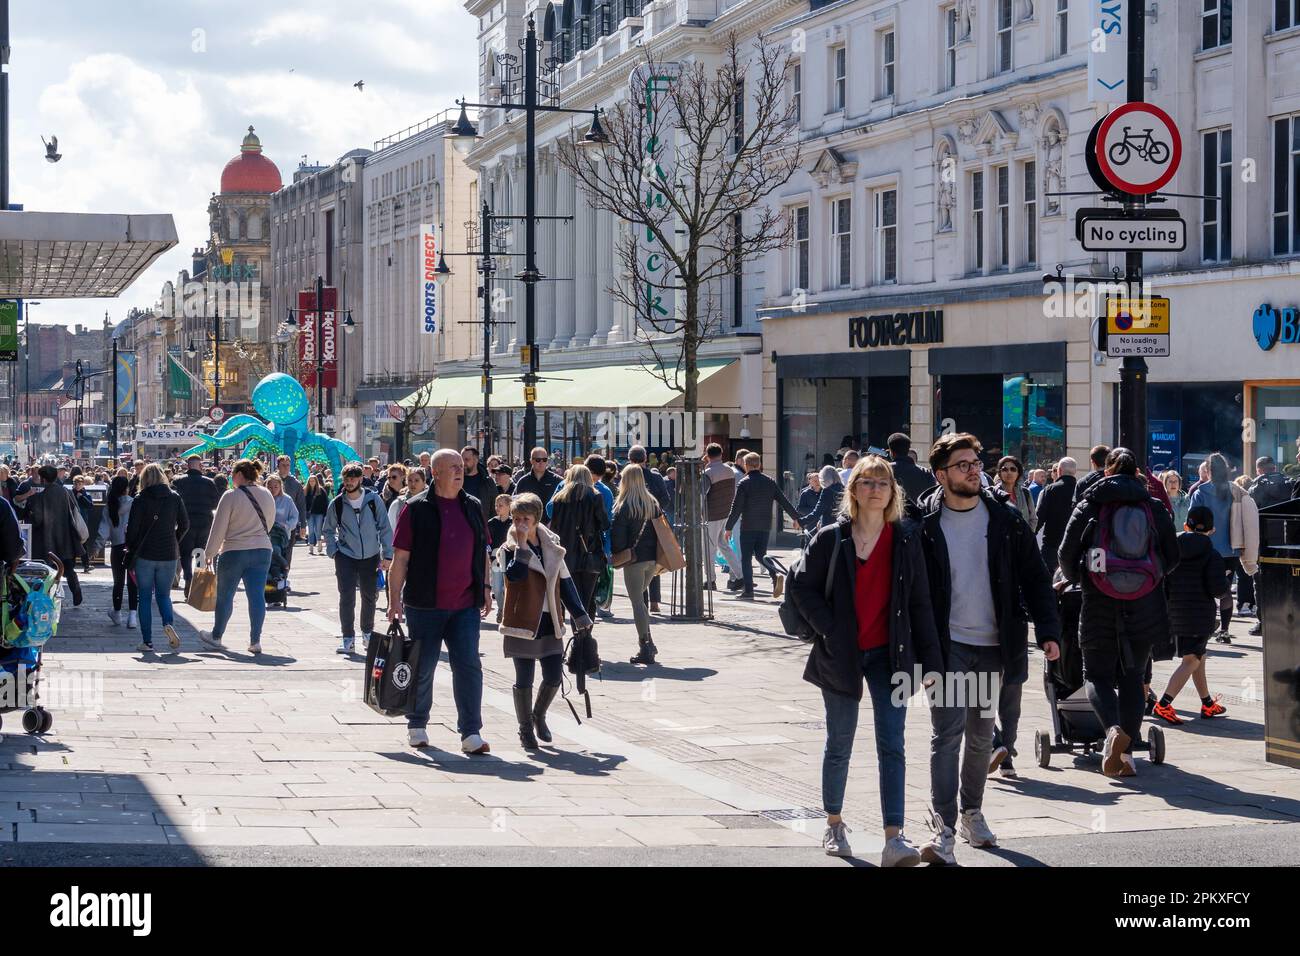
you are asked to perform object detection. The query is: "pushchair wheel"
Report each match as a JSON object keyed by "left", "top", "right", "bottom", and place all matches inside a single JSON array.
[
  {"left": 21, "top": 708, "right": 43, "bottom": 734},
  {"left": 1035, "top": 730, "right": 1052, "bottom": 768},
  {"left": 40, "top": 710, "right": 52, "bottom": 734},
  {"left": 1147, "top": 726, "right": 1165, "bottom": 765}
]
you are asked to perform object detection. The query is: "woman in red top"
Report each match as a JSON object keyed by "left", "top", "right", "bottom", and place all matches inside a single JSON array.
[{"left": 790, "top": 454, "right": 943, "bottom": 867}]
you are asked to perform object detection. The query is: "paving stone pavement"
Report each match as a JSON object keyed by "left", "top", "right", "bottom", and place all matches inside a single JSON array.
[{"left": 2, "top": 545, "right": 1297, "bottom": 862}]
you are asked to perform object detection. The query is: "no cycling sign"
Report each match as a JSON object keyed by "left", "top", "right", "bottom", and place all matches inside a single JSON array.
[{"left": 1087, "top": 101, "right": 1182, "bottom": 196}]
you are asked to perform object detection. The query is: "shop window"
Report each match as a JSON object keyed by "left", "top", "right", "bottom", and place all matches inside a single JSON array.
[
  {"left": 874, "top": 188, "right": 897, "bottom": 284},
  {"left": 831, "top": 197, "right": 852, "bottom": 288},
  {"left": 996, "top": 0, "right": 1013, "bottom": 73},
  {"left": 1273, "top": 116, "right": 1300, "bottom": 255},
  {"left": 1202, "top": 128, "right": 1232, "bottom": 263},
  {"left": 934, "top": 372, "right": 1064, "bottom": 470},
  {"left": 1203, "top": 0, "right": 1232, "bottom": 50},
  {"left": 1254, "top": 386, "right": 1300, "bottom": 476},
  {"left": 780, "top": 377, "right": 855, "bottom": 487}
]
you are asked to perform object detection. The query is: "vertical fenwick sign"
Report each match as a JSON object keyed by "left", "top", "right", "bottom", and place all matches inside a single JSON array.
[
  {"left": 298, "top": 286, "right": 338, "bottom": 388},
  {"left": 420, "top": 223, "right": 438, "bottom": 335}
]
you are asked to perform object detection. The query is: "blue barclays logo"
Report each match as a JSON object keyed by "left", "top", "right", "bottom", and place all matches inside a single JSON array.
[{"left": 1253, "top": 303, "right": 1300, "bottom": 351}]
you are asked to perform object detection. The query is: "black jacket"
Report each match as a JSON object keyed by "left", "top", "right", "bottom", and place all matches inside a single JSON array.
[
  {"left": 462, "top": 468, "right": 497, "bottom": 524},
  {"left": 801, "top": 483, "right": 842, "bottom": 530},
  {"left": 792, "top": 518, "right": 944, "bottom": 700},
  {"left": 400, "top": 490, "right": 489, "bottom": 610},
  {"left": 724, "top": 471, "right": 800, "bottom": 534},
  {"left": 1058, "top": 474, "right": 1180, "bottom": 649},
  {"left": 643, "top": 467, "right": 674, "bottom": 522},
  {"left": 281, "top": 473, "right": 306, "bottom": 529},
  {"left": 891, "top": 457, "right": 937, "bottom": 504},
  {"left": 1035, "top": 474, "right": 1077, "bottom": 569},
  {"left": 919, "top": 487, "right": 1060, "bottom": 685},
  {"left": 610, "top": 503, "right": 660, "bottom": 564},
  {"left": 29, "top": 481, "right": 83, "bottom": 562},
  {"left": 1250, "top": 472, "right": 1294, "bottom": 511},
  {"left": 0, "top": 497, "right": 23, "bottom": 566},
  {"left": 1164, "top": 531, "right": 1228, "bottom": 642},
  {"left": 173, "top": 469, "right": 221, "bottom": 538},
  {"left": 1073, "top": 468, "right": 1104, "bottom": 505},
  {"left": 125, "top": 483, "right": 190, "bottom": 562},
  {"left": 305, "top": 487, "right": 330, "bottom": 516},
  {"left": 510, "top": 469, "right": 562, "bottom": 518},
  {"left": 549, "top": 487, "right": 610, "bottom": 576}
]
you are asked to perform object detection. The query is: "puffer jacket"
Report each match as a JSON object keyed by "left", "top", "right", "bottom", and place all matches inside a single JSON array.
[
  {"left": 1165, "top": 531, "right": 1228, "bottom": 641},
  {"left": 125, "top": 483, "right": 191, "bottom": 562},
  {"left": 1058, "top": 474, "right": 1180, "bottom": 650},
  {"left": 919, "top": 486, "right": 1061, "bottom": 684},
  {"left": 792, "top": 517, "right": 944, "bottom": 700}
]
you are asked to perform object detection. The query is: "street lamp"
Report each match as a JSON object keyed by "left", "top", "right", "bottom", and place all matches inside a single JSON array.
[
  {"left": 448, "top": 13, "right": 609, "bottom": 451},
  {"left": 284, "top": 276, "right": 339, "bottom": 434}
]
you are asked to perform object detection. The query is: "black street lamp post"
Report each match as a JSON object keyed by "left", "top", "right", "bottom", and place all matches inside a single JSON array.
[
  {"left": 448, "top": 14, "right": 607, "bottom": 451},
  {"left": 285, "top": 276, "right": 355, "bottom": 437}
]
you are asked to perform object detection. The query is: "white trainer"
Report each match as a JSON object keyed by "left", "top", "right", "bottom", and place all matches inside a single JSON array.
[
  {"left": 920, "top": 811, "right": 957, "bottom": 865},
  {"left": 408, "top": 728, "right": 429, "bottom": 748},
  {"left": 126, "top": 610, "right": 138, "bottom": 629},
  {"left": 162, "top": 624, "right": 181, "bottom": 650},
  {"left": 822, "top": 822, "right": 852, "bottom": 858},
  {"left": 960, "top": 808, "right": 998, "bottom": 848},
  {"left": 880, "top": 833, "right": 922, "bottom": 868},
  {"left": 336, "top": 636, "right": 354, "bottom": 655},
  {"left": 197, "top": 630, "right": 225, "bottom": 651},
  {"left": 108, "top": 609, "right": 122, "bottom": 627},
  {"left": 460, "top": 734, "right": 490, "bottom": 755}
]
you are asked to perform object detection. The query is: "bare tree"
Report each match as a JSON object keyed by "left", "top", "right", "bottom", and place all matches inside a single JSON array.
[
  {"left": 557, "top": 31, "right": 801, "bottom": 617},
  {"left": 557, "top": 31, "right": 800, "bottom": 414}
]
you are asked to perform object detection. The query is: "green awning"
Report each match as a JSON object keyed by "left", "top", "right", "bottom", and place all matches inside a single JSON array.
[{"left": 399, "top": 358, "right": 737, "bottom": 411}]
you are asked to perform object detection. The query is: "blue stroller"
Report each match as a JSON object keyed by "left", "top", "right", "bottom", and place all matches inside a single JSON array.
[{"left": 0, "top": 557, "right": 63, "bottom": 735}]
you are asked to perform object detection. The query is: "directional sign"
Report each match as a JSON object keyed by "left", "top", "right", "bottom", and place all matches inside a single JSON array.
[
  {"left": 1092, "top": 103, "right": 1181, "bottom": 196},
  {"left": 1079, "top": 215, "right": 1187, "bottom": 252},
  {"left": 1106, "top": 296, "right": 1171, "bottom": 357},
  {"left": 1088, "top": 0, "right": 1129, "bottom": 104}
]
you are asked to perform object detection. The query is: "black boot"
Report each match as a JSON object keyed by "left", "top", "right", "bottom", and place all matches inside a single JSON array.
[
  {"left": 533, "top": 682, "right": 559, "bottom": 744},
  {"left": 513, "top": 686, "right": 538, "bottom": 750},
  {"left": 630, "top": 632, "right": 658, "bottom": 665}
]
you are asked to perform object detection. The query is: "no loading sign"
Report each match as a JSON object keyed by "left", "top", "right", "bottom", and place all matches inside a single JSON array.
[{"left": 1088, "top": 102, "right": 1181, "bottom": 196}]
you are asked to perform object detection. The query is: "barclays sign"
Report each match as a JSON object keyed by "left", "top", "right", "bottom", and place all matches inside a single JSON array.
[{"left": 1252, "top": 303, "right": 1300, "bottom": 351}]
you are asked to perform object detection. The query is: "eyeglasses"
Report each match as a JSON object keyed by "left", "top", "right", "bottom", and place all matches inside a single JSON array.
[
  {"left": 855, "top": 478, "right": 894, "bottom": 492},
  {"left": 532, "top": 457, "right": 548, "bottom": 463},
  {"left": 942, "top": 459, "right": 983, "bottom": 474}
]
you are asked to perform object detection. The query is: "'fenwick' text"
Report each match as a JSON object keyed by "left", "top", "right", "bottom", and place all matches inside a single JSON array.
[{"left": 849, "top": 309, "right": 944, "bottom": 349}]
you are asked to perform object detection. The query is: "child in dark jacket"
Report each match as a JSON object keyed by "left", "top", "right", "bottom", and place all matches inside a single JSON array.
[{"left": 1152, "top": 506, "right": 1230, "bottom": 724}]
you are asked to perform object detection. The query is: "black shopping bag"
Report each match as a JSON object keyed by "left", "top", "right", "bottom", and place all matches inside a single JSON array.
[{"left": 364, "top": 621, "right": 422, "bottom": 717}]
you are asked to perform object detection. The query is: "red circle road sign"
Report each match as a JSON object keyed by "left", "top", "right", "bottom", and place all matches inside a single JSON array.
[
  {"left": 210, "top": 405, "right": 226, "bottom": 423},
  {"left": 1094, "top": 102, "right": 1181, "bottom": 196}
]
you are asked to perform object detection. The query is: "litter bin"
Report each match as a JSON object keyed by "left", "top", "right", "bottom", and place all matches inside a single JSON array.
[{"left": 1258, "top": 498, "right": 1300, "bottom": 770}]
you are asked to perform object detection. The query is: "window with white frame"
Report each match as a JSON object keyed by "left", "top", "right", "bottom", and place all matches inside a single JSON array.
[
  {"left": 944, "top": 5, "right": 957, "bottom": 88},
  {"left": 1054, "top": 0, "right": 1068, "bottom": 56},
  {"left": 874, "top": 189, "right": 898, "bottom": 284},
  {"left": 879, "top": 30, "right": 895, "bottom": 99},
  {"left": 1023, "top": 160, "right": 1037, "bottom": 268},
  {"left": 792, "top": 204, "right": 810, "bottom": 290},
  {"left": 971, "top": 170, "right": 985, "bottom": 271},
  {"left": 831, "top": 45, "right": 846, "bottom": 112},
  {"left": 791, "top": 61, "right": 802, "bottom": 124},
  {"left": 995, "top": 165, "right": 1010, "bottom": 270},
  {"left": 1280, "top": 0, "right": 1300, "bottom": 30},
  {"left": 831, "top": 197, "right": 852, "bottom": 287},
  {"left": 1203, "top": 0, "right": 1231, "bottom": 50},
  {"left": 1203, "top": 128, "right": 1232, "bottom": 262},
  {"left": 1273, "top": 116, "right": 1298, "bottom": 255},
  {"left": 996, "top": 0, "right": 1013, "bottom": 73}
]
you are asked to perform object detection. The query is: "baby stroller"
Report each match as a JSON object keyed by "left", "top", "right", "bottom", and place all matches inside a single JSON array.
[
  {"left": 1034, "top": 580, "right": 1165, "bottom": 768},
  {"left": 0, "top": 557, "right": 63, "bottom": 736},
  {"left": 265, "top": 525, "right": 290, "bottom": 608}
]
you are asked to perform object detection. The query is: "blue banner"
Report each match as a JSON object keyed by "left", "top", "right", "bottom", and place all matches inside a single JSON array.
[{"left": 115, "top": 350, "right": 137, "bottom": 416}]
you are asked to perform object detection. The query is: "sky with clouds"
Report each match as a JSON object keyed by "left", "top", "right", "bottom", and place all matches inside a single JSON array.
[{"left": 9, "top": 0, "right": 479, "bottom": 327}]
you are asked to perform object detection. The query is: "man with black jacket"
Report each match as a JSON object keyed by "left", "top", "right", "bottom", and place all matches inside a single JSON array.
[
  {"left": 887, "top": 432, "right": 936, "bottom": 503},
  {"left": 725, "top": 452, "right": 801, "bottom": 600},
  {"left": 29, "top": 465, "right": 87, "bottom": 605},
  {"left": 918, "top": 433, "right": 1060, "bottom": 865},
  {"left": 0, "top": 495, "right": 23, "bottom": 567},
  {"left": 461, "top": 446, "right": 496, "bottom": 524},
  {"left": 510, "top": 447, "right": 561, "bottom": 519},
  {"left": 1035, "top": 456, "right": 1077, "bottom": 573},
  {"left": 1072, "top": 444, "right": 1110, "bottom": 504},
  {"left": 173, "top": 455, "right": 221, "bottom": 594}
]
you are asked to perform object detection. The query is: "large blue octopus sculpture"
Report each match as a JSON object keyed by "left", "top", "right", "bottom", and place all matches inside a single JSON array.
[{"left": 180, "top": 373, "right": 361, "bottom": 483}]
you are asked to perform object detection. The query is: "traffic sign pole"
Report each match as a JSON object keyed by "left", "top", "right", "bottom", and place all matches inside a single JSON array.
[{"left": 1119, "top": 0, "right": 1148, "bottom": 471}]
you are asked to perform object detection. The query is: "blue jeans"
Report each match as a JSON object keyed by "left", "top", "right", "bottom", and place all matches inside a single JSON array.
[
  {"left": 212, "top": 548, "right": 273, "bottom": 644},
  {"left": 821, "top": 647, "right": 909, "bottom": 827},
  {"left": 134, "top": 558, "right": 176, "bottom": 645},
  {"left": 405, "top": 605, "right": 483, "bottom": 738},
  {"left": 308, "top": 514, "right": 324, "bottom": 547}
]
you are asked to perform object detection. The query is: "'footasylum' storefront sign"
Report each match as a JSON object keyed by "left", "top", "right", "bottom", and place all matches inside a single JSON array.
[{"left": 849, "top": 309, "right": 944, "bottom": 349}]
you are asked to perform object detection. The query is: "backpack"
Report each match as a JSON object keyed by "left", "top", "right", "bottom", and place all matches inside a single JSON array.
[
  {"left": 1087, "top": 499, "right": 1163, "bottom": 600},
  {"left": 778, "top": 525, "right": 841, "bottom": 641},
  {"left": 332, "top": 493, "right": 381, "bottom": 527}
]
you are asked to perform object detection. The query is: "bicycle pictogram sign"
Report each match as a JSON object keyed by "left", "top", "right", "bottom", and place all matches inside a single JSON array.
[{"left": 1093, "top": 102, "right": 1181, "bottom": 196}]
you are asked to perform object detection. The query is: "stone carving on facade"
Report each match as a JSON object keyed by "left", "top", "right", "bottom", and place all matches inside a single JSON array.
[
  {"left": 936, "top": 141, "right": 957, "bottom": 233},
  {"left": 809, "top": 147, "right": 858, "bottom": 188},
  {"left": 1021, "top": 0, "right": 1035, "bottom": 21},
  {"left": 1018, "top": 101, "right": 1040, "bottom": 132},
  {"left": 957, "top": 0, "right": 976, "bottom": 40},
  {"left": 1041, "top": 116, "right": 1067, "bottom": 215},
  {"left": 956, "top": 116, "right": 979, "bottom": 144}
]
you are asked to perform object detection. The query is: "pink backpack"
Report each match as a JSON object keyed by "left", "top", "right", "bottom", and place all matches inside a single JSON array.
[{"left": 1087, "top": 499, "right": 1163, "bottom": 599}]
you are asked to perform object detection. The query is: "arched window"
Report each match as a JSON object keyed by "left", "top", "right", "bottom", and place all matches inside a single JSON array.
[
  {"left": 228, "top": 210, "right": 240, "bottom": 240},
  {"left": 561, "top": 0, "right": 575, "bottom": 62},
  {"left": 543, "top": 2, "right": 558, "bottom": 51}
]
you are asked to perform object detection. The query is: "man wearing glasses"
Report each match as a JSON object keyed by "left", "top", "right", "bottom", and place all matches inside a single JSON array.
[
  {"left": 917, "top": 432, "right": 1060, "bottom": 865},
  {"left": 510, "top": 447, "right": 561, "bottom": 521}
]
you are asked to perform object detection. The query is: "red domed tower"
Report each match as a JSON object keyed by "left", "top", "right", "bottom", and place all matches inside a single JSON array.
[{"left": 220, "top": 126, "right": 283, "bottom": 194}]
